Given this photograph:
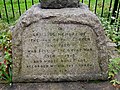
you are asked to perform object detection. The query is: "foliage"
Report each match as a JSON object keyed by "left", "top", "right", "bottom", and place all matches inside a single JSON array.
[
  {"left": 100, "top": 17, "right": 120, "bottom": 86},
  {"left": 100, "top": 17, "right": 120, "bottom": 49},
  {"left": 0, "top": 20, "right": 12, "bottom": 83},
  {"left": 0, "top": 0, "right": 114, "bottom": 23},
  {"left": 0, "top": 0, "right": 39, "bottom": 23},
  {"left": 108, "top": 58, "right": 120, "bottom": 86},
  {"left": 0, "top": 0, "right": 119, "bottom": 85}
]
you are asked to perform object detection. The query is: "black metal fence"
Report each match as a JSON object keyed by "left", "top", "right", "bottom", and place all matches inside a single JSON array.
[{"left": 0, "top": 0, "right": 120, "bottom": 24}]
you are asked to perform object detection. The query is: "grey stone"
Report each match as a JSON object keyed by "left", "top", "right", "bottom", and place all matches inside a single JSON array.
[
  {"left": 0, "top": 48, "right": 6, "bottom": 83},
  {"left": 12, "top": 4, "right": 108, "bottom": 82},
  {"left": 0, "top": 82, "right": 118, "bottom": 90},
  {"left": 0, "top": 80, "right": 7, "bottom": 84},
  {"left": 41, "top": 0, "right": 80, "bottom": 8},
  {"left": 106, "top": 37, "right": 120, "bottom": 59},
  {"left": 0, "top": 49, "right": 4, "bottom": 63},
  {"left": 115, "top": 72, "right": 120, "bottom": 83}
]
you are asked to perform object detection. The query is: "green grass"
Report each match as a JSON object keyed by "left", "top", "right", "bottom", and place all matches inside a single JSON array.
[
  {"left": 0, "top": 0, "right": 115, "bottom": 24},
  {"left": 84, "top": 0, "right": 112, "bottom": 10},
  {"left": 84, "top": 0, "right": 114, "bottom": 16},
  {"left": 0, "top": 0, "right": 39, "bottom": 24}
]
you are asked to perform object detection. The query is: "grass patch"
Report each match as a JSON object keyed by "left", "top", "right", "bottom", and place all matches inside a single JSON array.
[{"left": 0, "top": 0, "right": 115, "bottom": 24}]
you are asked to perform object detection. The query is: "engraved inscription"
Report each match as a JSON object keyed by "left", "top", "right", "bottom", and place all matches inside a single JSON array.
[{"left": 21, "top": 24, "right": 100, "bottom": 76}]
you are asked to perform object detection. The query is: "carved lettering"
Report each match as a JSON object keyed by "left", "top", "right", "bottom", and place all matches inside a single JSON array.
[{"left": 22, "top": 24, "right": 99, "bottom": 76}]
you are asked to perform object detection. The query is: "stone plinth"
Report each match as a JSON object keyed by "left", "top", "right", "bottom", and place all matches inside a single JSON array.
[
  {"left": 12, "top": 4, "right": 108, "bottom": 82},
  {"left": 0, "top": 82, "right": 117, "bottom": 90},
  {"left": 41, "top": 0, "right": 80, "bottom": 8}
]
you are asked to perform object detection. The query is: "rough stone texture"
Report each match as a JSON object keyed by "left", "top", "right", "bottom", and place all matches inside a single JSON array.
[
  {"left": 0, "top": 82, "right": 118, "bottom": 90},
  {"left": 41, "top": 0, "right": 80, "bottom": 9},
  {"left": 0, "top": 80, "right": 7, "bottom": 84},
  {"left": 106, "top": 37, "right": 120, "bottom": 59},
  {"left": 115, "top": 72, "right": 120, "bottom": 83},
  {"left": 0, "top": 49, "right": 3, "bottom": 61},
  {"left": 12, "top": 4, "right": 108, "bottom": 82},
  {"left": 0, "top": 48, "right": 5, "bottom": 83}
]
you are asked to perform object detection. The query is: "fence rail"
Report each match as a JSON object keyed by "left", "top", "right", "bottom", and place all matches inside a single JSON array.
[{"left": 0, "top": 0, "right": 120, "bottom": 24}]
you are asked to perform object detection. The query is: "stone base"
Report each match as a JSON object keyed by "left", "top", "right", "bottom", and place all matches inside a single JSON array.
[
  {"left": 12, "top": 3, "right": 109, "bottom": 82},
  {"left": 0, "top": 81, "right": 118, "bottom": 90}
]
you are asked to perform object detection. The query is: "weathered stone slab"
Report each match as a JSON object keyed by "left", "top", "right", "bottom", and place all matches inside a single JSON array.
[
  {"left": 0, "top": 82, "right": 117, "bottom": 90},
  {"left": 41, "top": 0, "right": 80, "bottom": 8},
  {"left": 12, "top": 4, "right": 108, "bottom": 82}
]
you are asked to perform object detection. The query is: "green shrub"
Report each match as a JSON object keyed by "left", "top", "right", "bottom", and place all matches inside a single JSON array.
[
  {"left": 0, "top": 20, "right": 12, "bottom": 83},
  {"left": 100, "top": 17, "right": 120, "bottom": 50},
  {"left": 109, "top": 58, "right": 120, "bottom": 86},
  {"left": 100, "top": 17, "right": 120, "bottom": 86}
]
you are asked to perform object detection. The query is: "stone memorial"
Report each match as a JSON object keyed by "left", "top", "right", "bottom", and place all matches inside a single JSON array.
[
  {"left": 41, "top": 0, "right": 80, "bottom": 8},
  {"left": 12, "top": 0, "right": 108, "bottom": 82}
]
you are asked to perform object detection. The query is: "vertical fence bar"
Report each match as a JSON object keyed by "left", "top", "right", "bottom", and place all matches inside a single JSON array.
[
  {"left": 118, "top": 25, "right": 119, "bottom": 33},
  {"left": 82, "top": 0, "right": 84, "bottom": 3},
  {"left": 0, "top": 12, "right": 1, "bottom": 18},
  {"left": 117, "top": 23, "right": 119, "bottom": 35},
  {"left": 3, "top": 0, "right": 9, "bottom": 23},
  {"left": 101, "top": 0, "right": 105, "bottom": 17},
  {"left": 10, "top": 0, "right": 15, "bottom": 19},
  {"left": 111, "top": 0, "right": 119, "bottom": 24},
  {"left": 88, "top": 0, "right": 91, "bottom": 8},
  {"left": 95, "top": 0, "right": 98, "bottom": 14},
  {"left": 0, "top": 1, "right": 2, "bottom": 19},
  {"left": 25, "top": 0, "right": 28, "bottom": 10},
  {"left": 32, "top": 0, "right": 34, "bottom": 5},
  {"left": 108, "top": 0, "right": 113, "bottom": 19},
  {"left": 117, "top": 1, "right": 120, "bottom": 31},
  {"left": 112, "top": 0, "right": 119, "bottom": 15},
  {"left": 116, "top": 1, "right": 120, "bottom": 19},
  {"left": 18, "top": 0, "right": 21, "bottom": 16}
]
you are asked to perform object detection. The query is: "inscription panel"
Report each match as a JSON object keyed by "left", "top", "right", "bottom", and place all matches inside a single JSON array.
[{"left": 21, "top": 24, "right": 101, "bottom": 80}]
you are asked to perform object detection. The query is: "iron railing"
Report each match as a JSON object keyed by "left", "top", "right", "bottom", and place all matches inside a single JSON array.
[{"left": 0, "top": 0, "right": 119, "bottom": 24}]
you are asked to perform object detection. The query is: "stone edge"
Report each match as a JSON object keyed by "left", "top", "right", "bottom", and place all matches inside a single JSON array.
[{"left": 12, "top": 4, "right": 109, "bottom": 82}]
